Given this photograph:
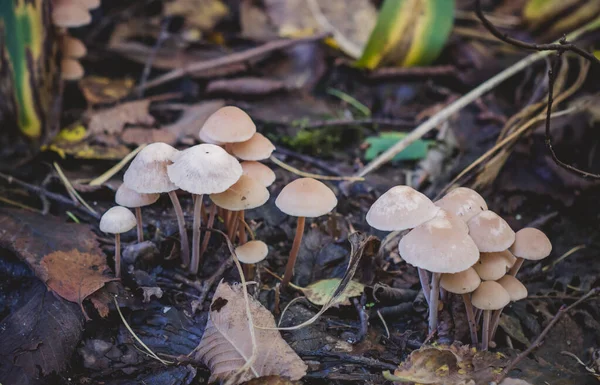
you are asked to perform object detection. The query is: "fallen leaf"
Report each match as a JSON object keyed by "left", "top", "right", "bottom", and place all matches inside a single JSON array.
[
  {"left": 163, "top": 100, "right": 225, "bottom": 142},
  {"left": 292, "top": 278, "right": 365, "bottom": 307},
  {"left": 164, "top": 0, "right": 228, "bottom": 32},
  {"left": 498, "top": 312, "right": 530, "bottom": 345},
  {"left": 140, "top": 286, "right": 164, "bottom": 303},
  {"left": 500, "top": 379, "right": 534, "bottom": 385},
  {"left": 364, "top": 131, "right": 433, "bottom": 162},
  {"left": 86, "top": 99, "right": 155, "bottom": 135},
  {"left": 121, "top": 127, "right": 177, "bottom": 145},
  {"left": 241, "top": 376, "right": 302, "bottom": 385},
  {"left": 79, "top": 76, "right": 135, "bottom": 106},
  {"left": 193, "top": 282, "right": 307, "bottom": 384}
]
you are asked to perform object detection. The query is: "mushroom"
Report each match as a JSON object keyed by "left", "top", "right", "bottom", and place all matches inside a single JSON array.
[
  {"left": 440, "top": 267, "right": 481, "bottom": 344},
  {"left": 435, "top": 187, "right": 487, "bottom": 222},
  {"left": 509, "top": 227, "right": 552, "bottom": 276},
  {"left": 489, "top": 275, "right": 528, "bottom": 341},
  {"left": 471, "top": 281, "right": 510, "bottom": 350},
  {"left": 235, "top": 240, "right": 269, "bottom": 279},
  {"left": 124, "top": 142, "right": 190, "bottom": 267},
  {"left": 52, "top": 0, "right": 91, "bottom": 27},
  {"left": 231, "top": 133, "right": 276, "bottom": 161},
  {"left": 61, "top": 59, "right": 84, "bottom": 81},
  {"left": 199, "top": 106, "right": 256, "bottom": 152},
  {"left": 472, "top": 252, "right": 510, "bottom": 281},
  {"left": 398, "top": 213, "right": 479, "bottom": 333},
  {"left": 115, "top": 184, "right": 159, "bottom": 243},
  {"left": 62, "top": 35, "right": 87, "bottom": 58},
  {"left": 99, "top": 206, "right": 136, "bottom": 278},
  {"left": 241, "top": 161, "right": 276, "bottom": 187},
  {"left": 366, "top": 185, "right": 440, "bottom": 302},
  {"left": 467, "top": 210, "right": 515, "bottom": 252},
  {"left": 77, "top": 0, "right": 101, "bottom": 10},
  {"left": 275, "top": 178, "right": 337, "bottom": 288},
  {"left": 167, "top": 144, "right": 242, "bottom": 274}
]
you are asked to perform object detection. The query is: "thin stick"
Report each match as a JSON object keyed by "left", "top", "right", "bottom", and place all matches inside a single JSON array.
[
  {"left": 281, "top": 216, "right": 306, "bottom": 288},
  {"left": 190, "top": 194, "right": 203, "bottom": 274},
  {"left": 53, "top": 162, "right": 98, "bottom": 215},
  {"left": 135, "top": 207, "right": 143, "bottom": 243},
  {"left": 168, "top": 191, "right": 190, "bottom": 268},
  {"left": 115, "top": 234, "right": 121, "bottom": 278},
  {"left": 89, "top": 144, "right": 146, "bottom": 186},
  {"left": 463, "top": 293, "right": 479, "bottom": 345},
  {"left": 428, "top": 273, "right": 440, "bottom": 334},
  {"left": 270, "top": 155, "right": 364, "bottom": 181},
  {"left": 418, "top": 268, "right": 431, "bottom": 307},
  {"left": 496, "top": 288, "right": 600, "bottom": 382}
]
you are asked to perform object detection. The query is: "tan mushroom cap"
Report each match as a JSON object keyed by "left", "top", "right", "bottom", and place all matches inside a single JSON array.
[
  {"left": 366, "top": 186, "right": 440, "bottom": 231},
  {"left": 209, "top": 175, "right": 269, "bottom": 211},
  {"left": 467, "top": 210, "right": 515, "bottom": 252},
  {"left": 440, "top": 267, "right": 481, "bottom": 294},
  {"left": 168, "top": 144, "right": 242, "bottom": 195},
  {"left": 200, "top": 106, "right": 256, "bottom": 143},
  {"left": 235, "top": 240, "right": 269, "bottom": 264},
  {"left": 199, "top": 127, "right": 224, "bottom": 145},
  {"left": 115, "top": 184, "right": 159, "bottom": 208},
  {"left": 52, "top": 1, "right": 92, "bottom": 27},
  {"left": 497, "top": 275, "right": 528, "bottom": 302},
  {"left": 99, "top": 206, "right": 136, "bottom": 234},
  {"left": 481, "top": 250, "right": 516, "bottom": 268},
  {"left": 473, "top": 252, "right": 508, "bottom": 281},
  {"left": 499, "top": 378, "right": 534, "bottom": 385},
  {"left": 77, "top": 0, "right": 101, "bottom": 10},
  {"left": 124, "top": 142, "right": 179, "bottom": 193},
  {"left": 471, "top": 281, "right": 511, "bottom": 310},
  {"left": 398, "top": 214, "right": 479, "bottom": 273},
  {"left": 275, "top": 178, "right": 337, "bottom": 218},
  {"left": 434, "top": 208, "right": 469, "bottom": 233},
  {"left": 435, "top": 187, "right": 488, "bottom": 222},
  {"left": 510, "top": 227, "right": 552, "bottom": 260},
  {"left": 61, "top": 59, "right": 84, "bottom": 81},
  {"left": 241, "top": 161, "right": 276, "bottom": 187},
  {"left": 231, "top": 133, "right": 276, "bottom": 161},
  {"left": 62, "top": 35, "right": 87, "bottom": 58}
]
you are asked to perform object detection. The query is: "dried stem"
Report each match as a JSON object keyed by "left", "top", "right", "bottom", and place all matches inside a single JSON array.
[
  {"left": 135, "top": 206, "right": 143, "bottom": 243},
  {"left": 281, "top": 216, "right": 306, "bottom": 288},
  {"left": 168, "top": 191, "right": 190, "bottom": 267},
  {"left": 114, "top": 233, "right": 121, "bottom": 278},
  {"left": 189, "top": 194, "right": 203, "bottom": 274}
]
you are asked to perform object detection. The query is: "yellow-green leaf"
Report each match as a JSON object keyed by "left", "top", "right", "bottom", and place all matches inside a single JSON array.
[
  {"left": 293, "top": 279, "right": 365, "bottom": 307},
  {"left": 355, "top": 0, "right": 455, "bottom": 69}
]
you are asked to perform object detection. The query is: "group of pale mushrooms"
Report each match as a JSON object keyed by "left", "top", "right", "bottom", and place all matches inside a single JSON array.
[
  {"left": 100, "top": 106, "right": 338, "bottom": 288},
  {"left": 367, "top": 186, "right": 551, "bottom": 350}
]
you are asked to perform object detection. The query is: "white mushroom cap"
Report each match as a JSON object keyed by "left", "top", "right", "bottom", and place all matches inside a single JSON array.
[
  {"left": 99, "top": 206, "right": 136, "bottom": 234},
  {"left": 241, "top": 161, "right": 276, "bottom": 187},
  {"left": 77, "top": 0, "right": 101, "bottom": 10},
  {"left": 61, "top": 59, "right": 84, "bottom": 81},
  {"left": 497, "top": 275, "right": 528, "bottom": 302},
  {"left": 440, "top": 267, "right": 481, "bottom": 294},
  {"left": 435, "top": 187, "right": 487, "bottom": 222},
  {"left": 481, "top": 250, "right": 516, "bottom": 268},
  {"left": 235, "top": 241, "right": 269, "bottom": 264},
  {"left": 200, "top": 106, "right": 256, "bottom": 143},
  {"left": 124, "top": 142, "right": 179, "bottom": 193},
  {"left": 366, "top": 186, "right": 440, "bottom": 231},
  {"left": 434, "top": 208, "right": 469, "bottom": 233},
  {"left": 231, "top": 133, "right": 276, "bottom": 161},
  {"left": 167, "top": 144, "right": 242, "bottom": 195},
  {"left": 398, "top": 214, "right": 479, "bottom": 273},
  {"left": 115, "top": 184, "right": 159, "bottom": 208},
  {"left": 199, "top": 127, "right": 224, "bottom": 145},
  {"left": 209, "top": 175, "right": 269, "bottom": 211},
  {"left": 275, "top": 178, "right": 337, "bottom": 218},
  {"left": 467, "top": 210, "right": 515, "bottom": 252},
  {"left": 62, "top": 35, "right": 87, "bottom": 58},
  {"left": 52, "top": 0, "right": 91, "bottom": 28},
  {"left": 471, "top": 281, "right": 511, "bottom": 311},
  {"left": 473, "top": 252, "right": 509, "bottom": 281},
  {"left": 510, "top": 227, "right": 552, "bottom": 261}
]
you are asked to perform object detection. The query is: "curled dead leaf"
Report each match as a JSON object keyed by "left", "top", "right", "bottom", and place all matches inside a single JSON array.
[
  {"left": 87, "top": 100, "right": 154, "bottom": 135},
  {"left": 292, "top": 278, "right": 365, "bottom": 307}
]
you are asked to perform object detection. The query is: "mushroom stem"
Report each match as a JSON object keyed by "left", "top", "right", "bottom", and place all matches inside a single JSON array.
[
  {"left": 199, "top": 203, "right": 218, "bottom": 262},
  {"left": 114, "top": 233, "right": 121, "bottom": 278},
  {"left": 428, "top": 273, "right": 441, "bottom": 334},
  {"left": 239, "top": 211, "right": 247, "bottom": 244},
  {"left": 282, "top": 216, "right": 306, "bottom": 288},
  {"left": 417, "top": 268, "right": 431, "bottom": 307},
  {"left": 168, "top": 190, "right": 190, "bottom": 268},
  {"left": 489, "top": 308, "right": 503, "bottom": 342},
  {"left": 462, "top": 293, "right": 479, "bottom": 345},
  {"left": 228, "top": 211, "right": 240, "bottom": 240},
  {"left": 508, "top": 257, "right": 524, "bottom": 276},
  {"left": 189, "top": 193, "right": 204, "bottom": 274},
  {"left": 475, "top": 308, "right": 483, "bottom": 324},
  {"left": 482, "top": 310, "right": 491, "bottom": 350},
  {"left": 134, "top": 207, "right": 144, "bottom": 243}
]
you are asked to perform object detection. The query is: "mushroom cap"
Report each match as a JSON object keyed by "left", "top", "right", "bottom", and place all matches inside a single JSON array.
[
  {"left": 510, "top": 227, "right": 552, "bottom": 260},
  {"left": 62, "top": 35, "right": 87, "bottom": 58},
  {"left": 77, "top": 0, "right": 101, "bottom": 10},
  {"left": 497, "top": 275, "right": 528, "bottom": 302},
  {"left": 231, "top": 133, "right": 276, "bottom": 161},
  {"left": 472, "top": 252, "right": 509, "bottom": 281},
  {"left": 435, "top": 187, "right": 488, "bottom": 222},
  {"left": 199, "top": 127, "right": 224, "bottom": 145},
  {"left": 499, "top": 378, "right": 534, "bottom": 385},
  {"left": 209, "top": 175, "right": 269, "bottom": 211},
  {"left": 366, "top": 186, "right": 440, "bottom": 231},
  {"left": 124, "top": 142, "right": 179, "bottom": 193},
  {"left": 241, "top": 161, "right": 276, "bottom": 187},
  {"left": 235, "top": 240, "right": 269, "bottom": 264},
  {"left": 398, "top": 214, "right": 480, "bottom": 273},
  {"left": 115, "top": 184, "right": 159, "bottom": 208},
  {"left": 200, "top": 106, "right": 256, "bottom": 143},
  {"left": 99, "top": 206, "right": 136, "bottom": 234},
  {"left": 275, "top": 178, "right": 337, "bottom": 218},
  {"left": 471, "top": 281, "right": 511, "bottom": 310},
  {"left": 434, "top": 208, "right": 469, "bottom": 234},
  {"left": 481, "top": 250, "right": 516, "bottom": 268},
  {"left": 467, "top": 210, "right": 515, "bottom": 252},
  {"left": 52, "top": 1, "right": 91, "bottom": 27},
  {"left": 61, "top": 59, "right": 84, "bottom": 81},
  {"left": 168, "top": 144, "right": 242, "bottom": 195},
  {"left": 440, "top": 267, "right": 481, "bottom": 294}
]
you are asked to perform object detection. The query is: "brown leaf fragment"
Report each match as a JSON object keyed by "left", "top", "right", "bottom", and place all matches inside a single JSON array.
[
  {"left": 121, "top": 127, "right": 177, "bottom": 145},
  {"left": 163, "top": 100, "right": 224, "bottom": 141},
  {"left": 87, "top": 100, "right": 155, "bottom": 135},
  {"left": 241, "top": 376, "right": 303, "bottom": 385},
  {"left": 79, "top": 76, "right": 134, "bottom": 105},
  {"left": 194, "top": 282, "right": 307, "bottom": 384}
]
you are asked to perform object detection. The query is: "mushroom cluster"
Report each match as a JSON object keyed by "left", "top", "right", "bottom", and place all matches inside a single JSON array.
[{"left": 367, "top": 185, "right": 552, "bottom": 350}]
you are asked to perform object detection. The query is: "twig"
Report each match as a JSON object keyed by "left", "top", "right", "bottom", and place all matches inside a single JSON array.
[
  {"left": 367, "top": 65, "right": 457, "bottom": 79},
  {"left": 88, "top": 144, "right": 146, "bottom": 186},
  {"left": 295, "top": 117, "right": 414, "bottom": 129},
  {"left": 270, "top": 154, "right": 364, "bottom": 181},
  {"left": 136, "top": 33, "right": 328, "bottom": 92},
  {"left": 137, "top": 16, "right": 172, "bottom": 98},
  {"left": 53, "top": 163, "right": 98, "bottom": 215},
  {"left": 496, "top": 287, "right": 600, "bottom": 382}
]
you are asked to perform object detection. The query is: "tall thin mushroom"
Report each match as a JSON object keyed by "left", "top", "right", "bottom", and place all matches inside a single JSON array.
[
  {"left": 115, "top": 184, "right": 159, "bottom": 243},
  {"left": 99, "top": 206, "right": 136, "bottom": 278}
]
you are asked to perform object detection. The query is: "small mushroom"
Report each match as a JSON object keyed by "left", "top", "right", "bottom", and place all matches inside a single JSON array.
[
  {"left": 61, "top": 35, "right": 87, "bottom": 58},
  {"left": 115, "top": 184, "right": 159, "bottom": 243},
  {"left": 231, "top": 133, "right": 276, "bottom": 161},
  {"left": 467, "top": 210, "right": 515, "bottom": 252},
  {"left": 61, "top": 59, "right": 84, "bottom": 81},
  {"left": 472, "top": 252, "right": 510, "bottom": 281},
  {"left": 489, "top": 275, "right": 528, "bottom": 341},
  {"left": 508, "top": 227, "right": 552, "bottom": 276},
  {"left": 440, "top": 267, "right": 481, "bottom": 345},
  {"left": 435, "top": 187, "right": 487, "bottom": 222},
  {"left": 275, "top": 178, "right": 337, "bottom": 288},
  {"left": 199, "top": 106, "right": 256, "bottom": 150},
  {"left": 52, "top": 0, "right": 91, "bottom": 27},
  {"left": 99, "top": 206, "right": 136, "bottom": 278},
  {"left": 241, "top": 161, "right": 276, "bottom": 187},
  {"left": 471, "top": 281, "right": 510, "bottom": 350},
  {"left": 235, "top": 240, "right": 268, "bottom": 264},
  {"left": 77, "top": 0, "right": 101, "bottom": 10}
]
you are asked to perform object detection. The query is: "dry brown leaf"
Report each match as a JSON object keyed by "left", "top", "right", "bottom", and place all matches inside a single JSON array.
[
  {"left": 164, "top": 0, "right": 228, "bottom": 31},
  {"left": 241, "top": 376, "right": 302, "bottom": 385},
  {"left": 79, "top": 76, "right": 134, "bottom": 105},
  {"left": 163, "top": 100, "right": 224, "bottom": 141},
  {"left": 121, "top": 127, "right": 177, "bottom": 145},
  {"left": 194, "top": 282, "right": 307, "bottom": 384},
  {"left": 87, "top": 100, "right": 155, "bottom": 135}
]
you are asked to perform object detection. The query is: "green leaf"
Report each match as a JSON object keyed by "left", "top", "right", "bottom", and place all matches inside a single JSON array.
[
  {"left": 294, "top": 278, "right": 365, "bottom": 307},
  {"left": 364, "top": 132, "right": 433, "bottom": 162},
  {"left": 355, "top": 0, "right": 455, "bottom": 69}
]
